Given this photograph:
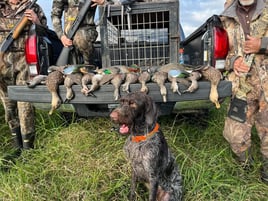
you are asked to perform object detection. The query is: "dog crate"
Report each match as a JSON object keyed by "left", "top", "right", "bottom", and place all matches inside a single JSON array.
[{"left": 98, "top": 1, "right": 180, "bottom": 67}]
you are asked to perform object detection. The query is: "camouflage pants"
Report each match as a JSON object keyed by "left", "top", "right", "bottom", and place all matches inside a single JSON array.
[
  {"left": 223, "top": 71, "right": 268, "bottom": 158},
  {"left": 73, "top": 26, "right": 98, "bottom": 65},
  {"left": 0, "top": 51, "right": 35, "bottom": 136}
]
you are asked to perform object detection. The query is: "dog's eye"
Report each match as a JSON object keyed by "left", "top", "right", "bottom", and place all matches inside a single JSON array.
[
  {"left": 120, "top": 99, "right": 126, "bottom": 104},
  {"left": 129, "top": 101, "right": 137, "bottom": 108}
]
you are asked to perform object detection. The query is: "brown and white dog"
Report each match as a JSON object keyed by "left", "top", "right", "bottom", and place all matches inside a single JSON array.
[{"left": 110, "top": 91, "right": 183, "bottom": 201}]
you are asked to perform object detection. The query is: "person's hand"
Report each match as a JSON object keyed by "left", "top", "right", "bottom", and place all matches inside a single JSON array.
[
  {"left": 24, "top": 9, "right": 40, "bottom": 24},
  {"left": 91, "top": 0, "right": 105, "bottom": 7},
  {"left": 60, "top": 35, "right": 73, "bottom": 47},
  {"left": 233, "top": 56, "right": 250, "bottom": 76},
  {"left": 244, "top": 35, "right": 261, "bottom": 54}
]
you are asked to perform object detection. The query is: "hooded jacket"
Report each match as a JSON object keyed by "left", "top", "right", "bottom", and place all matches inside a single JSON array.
[{"left": 220, "top": 0, "right": 268, "bottom": 100}]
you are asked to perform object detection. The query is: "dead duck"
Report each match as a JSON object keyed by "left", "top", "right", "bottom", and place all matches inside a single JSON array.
[
  {"left": 138, "top": 70, "right": 151, "bottom": 93},
  {"left": 111, "top": 73, "right": 126, "bottom": 101},
  {"left": 167, "top": 71, "right": 180, "bottom": 94},
  {"left": 183, "top": 71, "right": 202, "bottom": 93},
  {"left": 95, "top": 66, "right": 121, "bottom": 84},
  {"left": 167, "top": 70, "right": 190, "bottom": 95},
  {"left": 84, "top": 67, "right": 120, "bottom": 96},
  {"left": 158, "top": 63, "right": 188, "bottom": 74},
  {"left": 196, "top": 65, "right": 222, "bottom": 109},
  {"left": 121, "top": 72, "right": 139, "bottom": 93},
  {"left": 86, "top": 74, "right": 104, "bottom": 96},
  {"left": 46, "top": 70, "right": 65, "bottom": 115},
  {"left": 27, "top": 75, "right": 47, "bottom": 88},
  {"left": 151, "top": 71, "right": 168, "bottom": 102},
  {"left": 64, "top": 73, "right": 83, "bottom": 102},
  {"left": 81, "top": 73, "right": 94, "bottom": 96},
  {"left": 159, "top": 63, "right": 190, "bottom": 94},
  {"left": 47, "top": 65, "right": 65, "bottom": 73}
]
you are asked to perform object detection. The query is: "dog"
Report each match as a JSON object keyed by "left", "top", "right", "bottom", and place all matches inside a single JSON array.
[{"left": 110, "top": 91, "right": 183, "bottom": 201}]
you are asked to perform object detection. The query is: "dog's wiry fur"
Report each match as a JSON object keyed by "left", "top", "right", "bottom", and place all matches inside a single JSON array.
[{"left": 110, "top": 92, "right": 183, "bottom": 201}]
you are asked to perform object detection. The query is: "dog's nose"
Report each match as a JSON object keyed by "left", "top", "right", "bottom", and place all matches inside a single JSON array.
[{"left": 110, "top": 110, "right": 119, "bottom": 121}]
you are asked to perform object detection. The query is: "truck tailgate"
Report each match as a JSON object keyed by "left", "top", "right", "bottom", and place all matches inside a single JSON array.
[{"left": 8, "top": 81, "right": 232, "bottom": 104}]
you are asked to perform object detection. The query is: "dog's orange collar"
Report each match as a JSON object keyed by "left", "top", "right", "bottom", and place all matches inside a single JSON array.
[{"left": 131, "top": 123, "right": 160, "bottom": 143}]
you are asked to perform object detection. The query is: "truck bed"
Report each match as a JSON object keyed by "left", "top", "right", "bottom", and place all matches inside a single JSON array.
[{"left": 8, "top": 81, "right": 232, "bottom": 104}]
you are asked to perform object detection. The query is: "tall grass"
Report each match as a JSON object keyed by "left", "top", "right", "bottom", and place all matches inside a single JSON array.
[{"left": 0, "top": 100, "right": 268, "bottom": 201}]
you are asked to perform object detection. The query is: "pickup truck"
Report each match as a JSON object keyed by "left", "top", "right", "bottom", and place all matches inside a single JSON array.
[{"left": 7, "top": 1, "right": 232, "bottom": 117}]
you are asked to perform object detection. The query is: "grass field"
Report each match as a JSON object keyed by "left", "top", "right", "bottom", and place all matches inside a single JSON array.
[{"left": 0, "top": 100, "right": 268, "bottom": 201}]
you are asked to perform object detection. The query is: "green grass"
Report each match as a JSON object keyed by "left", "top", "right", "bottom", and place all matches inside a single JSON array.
[{"left": 0, "top": 100, "right": 268, "bottom": 201}]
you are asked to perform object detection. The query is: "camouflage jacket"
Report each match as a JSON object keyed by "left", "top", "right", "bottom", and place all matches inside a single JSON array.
[
  {"left": 51, "top": 0, "right": 98, "bottom": 39},
  {"left": 220, "top": 0, "right": 268, "bottom": 71},
  {"left": 0, "top": 0, "right": 47, "bottom": 51},
  {"left": 220, "top": 0, "right": 268, "bottom": 100}
]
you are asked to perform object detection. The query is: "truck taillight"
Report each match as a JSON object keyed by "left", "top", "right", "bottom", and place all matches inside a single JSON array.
[
  {"left": 213, "top": 27, "right": 229, "bottom": 69},
  {"left": 25, "top": 35, "right": 40, "bottom": 76}
]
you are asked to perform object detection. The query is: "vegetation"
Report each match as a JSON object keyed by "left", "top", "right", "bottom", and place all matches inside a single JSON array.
[{"left": 0, "top": 100, "right": 268, "bottom": 201}]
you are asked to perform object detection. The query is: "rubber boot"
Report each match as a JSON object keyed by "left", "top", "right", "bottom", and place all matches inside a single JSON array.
[
  {"left": 0, "top": 127, "right": 23, "bottom": 171},
  {"left": 260, "top": 157, "right": 268, "bottom": 184},
  {"left": 11, "top": 127, "right": 23, "bottom": 150},
  {"left": 235, "top": 149, "right": 253, "bottom": 170},
  {"left": 21, "top": 132, "right": 35, "bottom": 150}
]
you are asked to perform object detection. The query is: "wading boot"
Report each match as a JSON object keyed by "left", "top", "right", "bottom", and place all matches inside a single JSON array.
[
  {"left": 10, "top": 127, "right": 23, "bottom": 156},
  {"left": 235, "top": 149, "right": 253, "bottom": 171},
  {"left": 260, "top": 157, "right": 268, "bottom": 184},
  {"left": 21, "top": 132, "right": 35, "bottom": 150},
  {"left": 0, "top": 127, "right": 23, "bottom": 171}
]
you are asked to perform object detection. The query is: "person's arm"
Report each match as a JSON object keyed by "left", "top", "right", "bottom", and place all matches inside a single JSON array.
[
  {"left": 51, "top": 0, "right": 65, "bottom": 40},
  {"left": 244, "top": 35, "right": 262, "bottom": 54},
  {"left": 258, "top": 37, "right": 268, "bottom": 54},
  {"left": 91, "top": 0, "right": 106, "bottom": 7},
  {"left": 23, "top": 3, "right": 47, "bottom": 27}
]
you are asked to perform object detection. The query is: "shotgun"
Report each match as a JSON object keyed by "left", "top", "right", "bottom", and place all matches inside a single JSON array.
[
  {"left": 0, "top": 0, "right": 38, "bottom": 53},
  {"left": 56, "top": 0, "right": 92, "bottom": 66}
]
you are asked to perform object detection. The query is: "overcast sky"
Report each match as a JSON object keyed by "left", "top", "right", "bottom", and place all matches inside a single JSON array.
[{"left": 38, "top": 0, "right": 226, "bottom": 37}]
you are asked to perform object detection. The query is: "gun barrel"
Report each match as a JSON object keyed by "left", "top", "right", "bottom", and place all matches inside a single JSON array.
[
  {"left": 66, "top": 0, "right": 92, "bottom": 40},
  {"left": 0, "top": 36, "right": 13, "bottom": 52},
  {"left": 56, "top": 0, "right": 92, "bottom": 65},
  {"left": 56, "top": 47, "right": 72, "bottom": 66},
  {"left": 0, "top": 0, "right": 38, "bottom": 53}
]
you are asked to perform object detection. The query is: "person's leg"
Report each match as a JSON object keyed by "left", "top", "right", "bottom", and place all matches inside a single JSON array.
[
  {"left": 255, "top": 95, "right": 268, "bottom": 184},
  {"left": 0, "top": 94, "right": 22, "bottom": 151},
  {"left": 223, "top": 116, "right": 253, "bottom": 168},
  {"left": 0, "top": 53, "right": 23, "bottom": 152},
  {"left": 15, "top": 53, "right": 36, "bottom": 150},
  {"left": 73, "top": 27, "right": 98, "bottom": 65},
  {"left": 223, "top": 96, "right": 258, "bottom": 168},
  {"left": 17, "top": 101, "right": 35, "bottom": 149}
]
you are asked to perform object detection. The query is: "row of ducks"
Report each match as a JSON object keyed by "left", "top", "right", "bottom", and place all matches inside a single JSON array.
[{"left": 27, "top": 63, "right": 223, "bottom": 115}]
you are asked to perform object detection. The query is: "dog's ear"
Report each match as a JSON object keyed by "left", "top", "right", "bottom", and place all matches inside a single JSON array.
[{"left": 145, "top": 95, "right": 159, "bottom": 125}]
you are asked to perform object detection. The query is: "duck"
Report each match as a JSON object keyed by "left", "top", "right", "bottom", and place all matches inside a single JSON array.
[
  {"left": 64, "top": 73, "right": 83, "bottom": 102},
  {"left": 111, "top": 73, "right": 126, "bottom": 100},
  {"left": 151, "top": 71, "right": 168, "bottom": 102},
  {"left": 27, "top": 75, "right": 47, "bottom": 88},
  {"left": 196, "top": 65, "right": 222, "bottom": 109},
  {"left": 80, "top": 73, "right": 94, "bottom": 96},
  {"left": 86, "top": 74, "right": 103, "bottom": 96},
  {"left": 121, "top": 72, "right": 139, "bottom": 93},
  {"left": 158, "top": 63, "right": 190, "bottom": 94},
  {"left": 183, "top": 71, "right": 202, "bottom": 93},
  {"left": 138, "top": 70, "right": 151, "bottom": 93},
  {"left": 84, "top": 66, "right": 122, "bottom": 96},
  {"left": 46, "top": 70, "right": 65, "bottom": 115}
]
